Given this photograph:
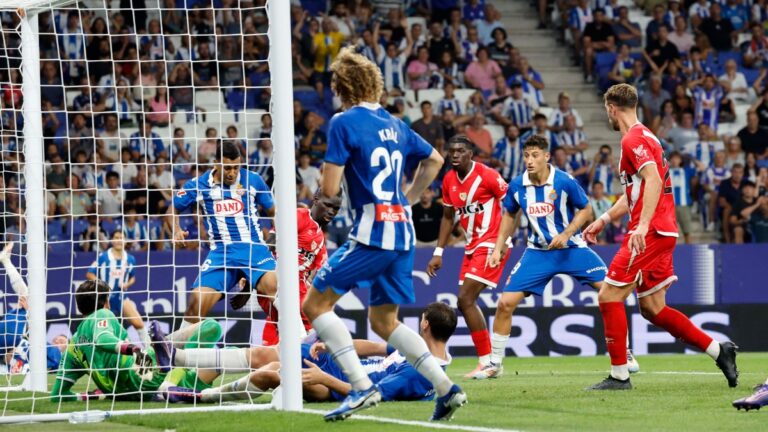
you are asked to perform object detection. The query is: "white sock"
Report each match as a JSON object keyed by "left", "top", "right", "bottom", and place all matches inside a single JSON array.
[
  {"left": 705, "top": 340, "right": 721, "bottom": 360},
  {"left": 490, "top": 333, "right": 509, "bottom": 365},
  {"left": 137, "top": 327, "right": 152, "bottom": 349},
  {"left": 312, "top": 311, "right": 372, "bottom": 391},
  {"left": 168, "top": 320, "right": 194, "bottom": 344},
  {"left": 611, "top": 364, "right": 630, "bottom": 381},
  {"left": 174, "top": 348, "right": 250, "bottom": 372},
  {"left": 387, "top": 324, "right": 453, "bottom": 397},
  {"left": 1, "top": 257, "right": 27, "bottom": 297},
  {"left": 478, "top": 354, "right": 490, "bottom": 366},
  {"left": 201, "top": 376, "right": 262, "bottom": 402}
]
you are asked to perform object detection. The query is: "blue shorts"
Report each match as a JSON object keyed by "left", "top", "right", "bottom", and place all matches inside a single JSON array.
[
  {"left": 193, "top": 243, "right": 276, "bottom": 293},
  {"left": 503, "top": 247, "right": 607, "bottom": 296},
  {"left": 0, "top": 308, "right": 26, "bottom": 349},
  {"left": 301, "top": 343, "right": 347, "bottom": 401},
  {"left": 313, "top": 241, "right": 415, "bottom": 306},
  {"left": 109, "top": 292, "right": 125, "bottom": 317}
]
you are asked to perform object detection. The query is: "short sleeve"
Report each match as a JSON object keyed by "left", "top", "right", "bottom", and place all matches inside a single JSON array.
[
  {"left": 566, "top": 175, "right": 589, "bottom": 209},
  {"left": 441, "top": 178, "right": 454, "bottom": 207},
  {"left": 486, "top": 168, "right": 508, "bottom": 200},
  {"left": 621, "top": 135, "right": 655, "bottom": 174},
  {"left": 502, "top": 186, "right": 520, "bottom": 214},
  {"left": 324, "top": 115, "right": 350, "bottom": 166},
  {"left": 173, "top": 177, "right": 199, "bottom": 212},
  {"left": 251, "top": 172, "right": 274, "bottom": 211},
  {"left": 87, "top": 259, "right": 98, "bottom": 275}
]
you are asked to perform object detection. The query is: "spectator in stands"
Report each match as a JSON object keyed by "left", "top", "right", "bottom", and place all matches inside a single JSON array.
[
  {"left": 689, "top": 0, "right": 711, "bottom": 28},
  {"left": 491, "top": 124, "right": 522, "bottom": 182},
  {"left": 293, "top": 39, "right": 314, "bottom": 86},
  {"left": 743, "top": 22, "right": 768, "bottom": 69},
  {"left": 507, "top": 57, "right": 545, "bottom": 106},
  {"left": 459, "top": 25, "right": 482, "bottom": 63},
  {"left": 376, "top": 38, "right": 412, "bottom": 92},
  {"left": 441, "top": 107, "right": 460, "bottom": 141},
  {"left": 67, "top": 113, "right": 94, "bottom": 161},
  {"left": 437, "top": 81, "right": 463, "bottom": 115},
  {"left": 750, "top": 88, "right": 768, "bottom": 127},
  {"left": 297, "top": 152, "right": 321, "bottom": 194},
  {"left": 668, "top": 151, "right": 697, "bottom": 243},
  {"left": 701, "top": 151, "right": 730, "bottom": 228},
  {"left": 641, "top": 74, "right": 671, "bottom": 124},
  {"left": 668, "top": 15, "right": 694, "bottom": 55},
  {"left": 521, "top": 113, "right": 559, "bottom": 151},
  {"left": 114, "top": 79, "right": 140, "bottom": 126},
  {"left": 652, "top": 100, "right": 678, "bottom": 141},
  {"left": 46, "top": 154, "right": 67, "bottom": 191},
  {"left": 96, "top": 114, "right": 123, "bottom": 164},
  {"left": 589, "top": 145, "right": 619, "bottom": 196},
  {"left": 407, "top": 46, "right": 438, "bottom": 90},
  {"left": 149, "top": 156, "right": 174, "bottom": 196},
  {"left": 435, "top": 50, "right": 463, "bottom": 87},
  {"left": 168, "top": 62, "right": 194, "bottom": 113},
  {"left": 493, "top": 82, "right": 537, "bottom": 133},
  {"left": 192, "top": 42, "right": 219, "bottom": 87},
  {"left": 115, "top": 147, "right": 138, "bottom": 186},
  {"left": 552, "top": 146, "right": 589, "bottom": 179},
  {"left": 569, "top": 0, "right": 593, "bottom": 60},
  {"left": 738, "top": 110, "right": 768, "bottom": 158},
  {"left": 465, "top": 112, "right": 493, "bottom": 160},
  {"left": 129, "top": 119, "right": 166, "bottom": 162},
  {"left": 730, "top": 181, "right": 760, "bottom": 243},
  {"left": 426, "top": 20, "right": 457, "bottom": 65},
  {"left": 581, "top": 8, "right": 616, "bottom": 83},
  {"left": 684, "top": 123, "right": 723, "bottom": 168},
  {"left": 719, "top": 59, "right": 752, "bottom": 104},
  {"left": 123, "top": 208, "right": 148, "bottom": 252},
  {"left": 690, "top": 74, "right": 724, "bottom": 130},
  {"left": 198, "top": 128, "right": 218, "bottom": 164},
  {"left": 96, "top": 171, "right": 124, "bottom": 219},
  {"left": 328, "top": 1, "right": 355, "bottom": 38},
  {"left": 682, "top": 47, "right": 712, "bottom": 83},
  {"left": 549, "top": 92, "right": 583, "bottom": 133},
  {"left": 749, "top": 196, "right": 768, "bottom": 242},
  {"left": 645, "top": 5, "right": 667, "bottom": 44},
  {"left": 475, "top": 4, "right": 503, "bottom": 45},
  {"left": 698, "top": 3, "right": 736, "bottom": 52},
  {"left": 41, "top": 62, "right": 65, "bottom": 110},
  {"left": 464, "top": 47, "right": 501, "bottom": 92},
  {"left": 606, "top": 44, "right": 635, "bottom": 85},
  {"left": 58, "top": 174, "right": 93, "bottom": 219},
  {"left": 412, "top": 188, "right": 443, "bottom": 247},
  {"left": 671, "top": 83, "right": 694, "bottom": 114},
  {"left": 487, "top": 76, "right": 512, "bottom": 108},
  {"left": 311, "top": 18, "right": 345, "bottom": 88},
  {"left": 589, "top": 181, "right": 612, "bottom": 244},
  {"left": 487, "top": 28, "right": 513, "bottom": 67},
  {"left": 745, "top": 153, "right": 761, "bottom": 183},
  {"left": 721, "top": 0, "right": 749, "bottom": 32},
  {"left": 462, "top": 0, "right": 485, "bottom": 23},
  {"left": 410, "top": 22, "right": 428, "bottom": 52},
  {"left": 444, "top": 7, "right": 468, "bottom": 42},
  {"left": 612, "top": 6, "right": 642, "bottom": 48},
  {"left": 719, "top": 162, "right": 746, "bottom": 240},
  {"left": 299, "top": 114, "right": 326, "bottom": 163},
  {"left": 148, "top": 83, "right": 172, "bottom": 127},
  {"left": 725, "top": 136, "right": 746, "bottom": 169},
  {"left": 557, "top": 115, "right": 588, "bottom": 170},
  {"left": 412, "top": 101, "right": 446, "bottom": 151},
  {"left": 644, "top": 24, "right": 681, "bottom": 75}
]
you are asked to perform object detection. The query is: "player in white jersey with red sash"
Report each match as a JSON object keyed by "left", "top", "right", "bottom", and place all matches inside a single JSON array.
[
  {"left": 584, "top": 84, "right": 738, "bottom": 390},
  {"left": 426, "top": 134, "right": 510, "bottom": 379}
]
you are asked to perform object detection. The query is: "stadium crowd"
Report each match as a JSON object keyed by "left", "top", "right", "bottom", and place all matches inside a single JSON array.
[{"left": 0, "top": 0, "right": 762, "bottom": 252}]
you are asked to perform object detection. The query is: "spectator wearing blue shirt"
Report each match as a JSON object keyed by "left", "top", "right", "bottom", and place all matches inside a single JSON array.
[
  {"left": 129, "top": 119, "right": 167, "bottom": 162},
  {"left": 669, "top": 152, "right": 698, "bottom": 243},
  {"left": 506, "top": 57, "right": 545, "bottom": 106},
  {"left": 721, "top": 0, "right": 749, "bottom": 32},
  {"left": 462, "top": 0, "right": 485, "bottom": 22}
]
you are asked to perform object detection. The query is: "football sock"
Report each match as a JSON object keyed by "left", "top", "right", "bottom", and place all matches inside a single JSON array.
[
  {"left": 650, "top": 306, "right": 714, "bottom": 355},
  {"left": 599, "top": 302, "right": 629, "bottom": 379},
  {"left": 312, "top": 311, "right": 373, "bottom": 391},
  {"left": 169, "top": 319, "right": 223, "bottom": 349},
  {"left": 158, "top": 369, "right": 188, "bottom": 392},
  {"left": 169, "top": 320, "right": 194, "bottom": 344},
  {"left": 201, "top": 376, "right": 262, "bottom": 402},
  {"left": 1, "top": 254, "right": 27, "bottom": 297},
  {"left": 470, "top": 330, "right": 492, "bottom": 366},
  {"left": 388, "top": 324, "right": 453, "bottom": 397},
  {"left": 173, "top": 348, "right": 250, "bottom": 372},
  {"left": 137, "top": 327, "right": 152, "bottom": 349},
  {"left": 705, "top": 341, "right": 721, "bottom": 360},
  {"left": 490, "top": 333, "right": 509, "bottom": 365}
]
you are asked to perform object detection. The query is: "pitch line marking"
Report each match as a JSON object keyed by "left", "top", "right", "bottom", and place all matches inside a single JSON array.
[{"left": 302, "top": 408, "right": 523, "bottom": 432}]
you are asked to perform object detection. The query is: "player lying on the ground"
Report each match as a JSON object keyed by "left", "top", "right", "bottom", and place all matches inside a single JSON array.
[
  {"left": 0, "top": 242, "right": 67, "bottom": 374},
  {"left": 482, "top": 135, "right": 639, "bottom": 379},
  {"left": 234, "top": 190, "right": 341, "bottom": 346},
  {"left": 426, "top": 134, "right": 512, "bottom": 379},
  {"left": 50, "top": 280, "right": 223, "bottom": 402},
  {"left": 733, "top": 378, "right": 768, "bottom": 411},
  {"left": 157, "top": 302, "right": 457, "bottom": 405},
  {"left": 584, "top": 83, "right": 738, "bottom": 390},
  {"left": 86, "top": 231, "right": 150, "bottom": 348},
  {"left": 166, "top": 141, "right": 278, "bottom": 333}
]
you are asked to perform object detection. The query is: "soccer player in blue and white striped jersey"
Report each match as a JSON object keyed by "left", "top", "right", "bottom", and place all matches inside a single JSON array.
[
  {"left": 86, "top": 231, "right": 148, "bottom": 347},
  {"left": 168, "top": 141, "right": 277, "bottom": 329},
  {"left": 474, "top": 135, "right": 637, "bottom": 379},
  {"left": 301, "top": 47, "right": 466, "bottom": 422}
]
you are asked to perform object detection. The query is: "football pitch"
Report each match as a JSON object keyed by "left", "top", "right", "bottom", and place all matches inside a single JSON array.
[{"left": 2, "top": 353, "right": 766, "bottom": 432}]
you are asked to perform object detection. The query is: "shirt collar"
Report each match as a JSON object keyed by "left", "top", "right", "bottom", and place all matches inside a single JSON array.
[
  {"left": 356, "top": 102, "right": 381, "bottom": 111},
  {"left": 522, "top": 164, "right": 555, "bottom": 186}
]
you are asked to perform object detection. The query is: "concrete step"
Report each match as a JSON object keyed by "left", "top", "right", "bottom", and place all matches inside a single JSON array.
[{"left": 523, "top": 53, "right": 577, "bottom": 68}]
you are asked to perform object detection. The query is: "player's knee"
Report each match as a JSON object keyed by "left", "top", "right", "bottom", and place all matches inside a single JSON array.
[
  {"left": 497, "top": 297, "right": 518, "bottom": 316},
  {"left": 257, "top": 272, "right": 278, "bottom": 296},
  {"left": 639, "top": 303, "right": 658, "bottom": 320}
]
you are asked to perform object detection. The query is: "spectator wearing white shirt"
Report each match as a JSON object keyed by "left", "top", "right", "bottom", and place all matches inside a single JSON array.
[
  {"left": 683, "top": 123, "right": 725, "bottom": 169},
  {"left": 96, "top": 114, "right": 124, "bottom": 163},
  {"left": 548, "top": 92, "right": 583, "bottom": 133},
  {"left": 719, "top": 59, "right": 752, "bottom": 103},
  {"left": 96, "top": 171, "right": 124, "bottom": 219},
  {"left": 114, "top": 147, "right": 138, "bottom": 186},
  {"left": 297, "top": 152, "right": 321, "bottom": 194},
  {"left": 149, "top": 157, "right": 174, "bottom": 191}
]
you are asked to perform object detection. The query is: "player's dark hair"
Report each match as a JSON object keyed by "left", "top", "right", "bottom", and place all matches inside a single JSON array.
[
  {"left": 523, "top": 134, "right": 549, "bottom": 151},
  {"left": 75, "top": 279, "right": 111, "bottom": 316},
  {"left": 447, "top": 134, "right": 475, "bottom": 151},
  {"left": 216, "top": 140, "right": 242, "bottom": 161},
  {"left": 604, "top": 83, "right": 638, "bottom": 109},
  {"left": 422, "top": 302, "right": 457, "bottom": 343}
]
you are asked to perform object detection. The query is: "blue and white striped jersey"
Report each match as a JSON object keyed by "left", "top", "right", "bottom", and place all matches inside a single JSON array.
[
  {"left": 173, "top": 168, "right": 273, "bottom": 249},
  {"left": 436, "top": 97, "right": 462, "bottom": 115},
  {"left": 324, "top": 102, "right": 434, "bottom": 251},
  {"left": 492, "top": 136, "right": 523, "bottom": 181},
  {"left": 123, "top": 222, "right": 148, "bottom": 251},
  {"left": 87, "top": 248, "right": 136, "bottom": 293},
  {"left": 557, "top": 129, "right": 588, "bottom": 166},
  {"left": 592, "top": 163, "right": 616, "bottom": 195},
  {"left": 499, "top": 96, "right": 537, "bottom": 128},
  {"left": 504, "top": 166, "right": 589, "bottom": 249},
  {"left": 670, "top": 166, "right": 696, "bottom": 206}
]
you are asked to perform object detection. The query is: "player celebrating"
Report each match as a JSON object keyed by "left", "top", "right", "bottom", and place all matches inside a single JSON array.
[
  {"left": 86, "top": 231, "right": 148, "bottom": 348},
  {"left": 299, "top": 47, "right": 466, "bottom": 422},
  {"left": 167, "top": 141, "right": 276, "bottom": 332},
  {"left": 426, "top": 134, "right": 509, "bottom": 379},
  {"left": 254, "top": 191, "right": 342, "bottom": 346},
  {"left": 584, "top": 84, "right": 738, "bottom": 390}
]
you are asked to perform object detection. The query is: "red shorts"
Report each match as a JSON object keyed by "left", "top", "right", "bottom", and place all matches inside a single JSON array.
[
  {"left": 459, "top": 247, "right": 510, "bottom": 289},
  {"left": 605, "top": 232, "right": 678, "bottom": 298},
  {"left": 258, "top": 282, "right": 312, "bottom": 346}
]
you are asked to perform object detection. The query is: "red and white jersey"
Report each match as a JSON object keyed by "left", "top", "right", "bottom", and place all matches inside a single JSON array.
[
  {"left": 296, "top": 207, "right": 328, "bottom": 287},
  {"left": 442, "top": 162, "right": 508, "bottom": 253},
  {"left": 619, "top": 123, "right": 678, "bottom": 237}
]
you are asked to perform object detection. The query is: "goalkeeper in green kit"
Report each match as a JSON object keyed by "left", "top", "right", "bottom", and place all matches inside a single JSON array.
[{"left": 51, "top": 280, "right": 223, "bottom": 402}]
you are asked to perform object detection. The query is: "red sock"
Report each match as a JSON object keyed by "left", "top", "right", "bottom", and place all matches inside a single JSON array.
[
  {"left": 470, "top": 330, "right": 491, "bottom": 357},
  {"left": 599, "top": 302, "right": 628, "bottom": 366},
  {"left": 650, "top": 306, "right": 713, "bottom": 351}
]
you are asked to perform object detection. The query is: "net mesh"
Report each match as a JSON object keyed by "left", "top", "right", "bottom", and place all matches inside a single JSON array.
[{"left": 0, "top": 0, "right": 285, "bottom": 420}]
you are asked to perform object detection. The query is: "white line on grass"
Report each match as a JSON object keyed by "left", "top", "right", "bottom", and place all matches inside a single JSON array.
[{"left": 302, "top": 408, "right": 522, "bottom": 432}]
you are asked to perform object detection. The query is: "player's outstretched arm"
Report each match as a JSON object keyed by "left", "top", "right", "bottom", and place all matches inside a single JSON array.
[
  {"left": 310, "top": 339, "right": 388, "bottom": 359},
  {"left": 405, "top": 149, "right": 444, "bottom": 204},
  {"left": 320, "top": 163, "right": 345, "bottom": 199},
  {"left": 490, "top": 210, "right": 518, "bottom": 268},
  {"left": 427, "top": 206, "right": 455, "bottom": 277}
]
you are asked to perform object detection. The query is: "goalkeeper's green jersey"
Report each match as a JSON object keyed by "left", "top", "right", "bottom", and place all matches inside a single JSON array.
[{"left": 51, "top": 308, "right": 165, "bottom": 401}]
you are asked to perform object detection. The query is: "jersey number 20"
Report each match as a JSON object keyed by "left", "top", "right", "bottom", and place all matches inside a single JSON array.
[{"left": 371, "top": 148, "right": 403, "bottom": 201}]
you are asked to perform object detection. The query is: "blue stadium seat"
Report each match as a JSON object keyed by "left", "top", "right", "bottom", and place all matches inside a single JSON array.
[
  {"left": 744, "top": 68, "right": 761, "bottom": 87},
  {"left": 100, "top": 219, "right": 121, "bottom": 236},
  {"left": 595, "top": 52, "right": 617, "bottom": 70},
  {"left": 717, "top": 51, "right": 742, "bottom": 68}
]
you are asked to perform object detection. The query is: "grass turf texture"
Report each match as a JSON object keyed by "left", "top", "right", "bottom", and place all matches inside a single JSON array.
[{"left": 2, "top": 353, "right": 767, "bottom": 431}]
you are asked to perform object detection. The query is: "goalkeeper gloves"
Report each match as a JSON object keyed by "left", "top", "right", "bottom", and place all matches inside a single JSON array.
[{"left": 119, "top": 343, "right": 155, "bottom": 381}]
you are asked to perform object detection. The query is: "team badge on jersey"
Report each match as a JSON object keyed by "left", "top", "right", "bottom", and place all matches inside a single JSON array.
[
  {"left": 548, "top": 189, "right": 557, "bottom": 202},
  {"left": 97, "top": 319, "right": 108, "bottom": 328},
  {"left": 632, "top": 145, "right": 650, "bottom": 163},
  {"left": 236, "top": 184, "right": 245, "bottom": 196},
  {"left": 459, "top": 192, "right": 467, "bottom": 201}
]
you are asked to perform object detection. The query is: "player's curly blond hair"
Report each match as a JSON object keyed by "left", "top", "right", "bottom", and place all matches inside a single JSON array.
[{"left": 330, "top": 46, "right": 384, "bottom": 107}]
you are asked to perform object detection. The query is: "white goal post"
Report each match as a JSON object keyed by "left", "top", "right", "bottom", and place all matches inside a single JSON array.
[{"left": 0, "top": 0, "right": 302, "bottom": 422}]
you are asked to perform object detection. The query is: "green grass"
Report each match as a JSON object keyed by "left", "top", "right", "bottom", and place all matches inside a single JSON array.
[{"left": 2, "top": 354, "right": 767, "bottom": 431}]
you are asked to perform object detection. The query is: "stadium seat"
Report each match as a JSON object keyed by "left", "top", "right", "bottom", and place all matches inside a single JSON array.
[
  {"left": 595, "top": 52, "right": 617, "bottom": 70},
  {"left": 539, "top": 106, "right": 554, "bottom": 119},
  {"left": 195, "top": 90, "right": 225, "bottom": 112},
  {"left": 100, "top": 219, "right": 121, "bottom": 236},
  {"left": 454, "top": 88, "right": 475, "bottom": 107},
  {"left": 417, "top": 88, "right": 444, "bottom": 105},
  {"left": 65, "top": 90, "right": 79, "bottom": 109},
  {"left": 717, "top": 51, "right": 742, "bottom": 67},
  {"left": 487, "top": 124, "right": 505, "bottom": 145},
  {"left": 743, "top": 68, "right": 761, "bottom": 86}
]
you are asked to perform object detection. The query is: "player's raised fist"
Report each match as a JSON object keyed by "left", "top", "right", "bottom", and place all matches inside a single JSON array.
[{"left": 426, "top": 256, "right": 442, "bottom": 277}]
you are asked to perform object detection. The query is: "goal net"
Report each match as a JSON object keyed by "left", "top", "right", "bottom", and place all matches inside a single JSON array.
[{"left": 0, "top": 0, "right": 303, "bottom": 424}]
